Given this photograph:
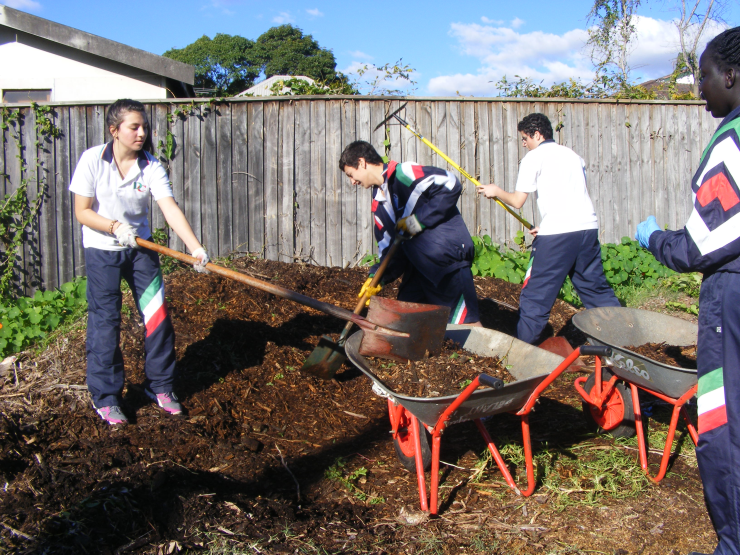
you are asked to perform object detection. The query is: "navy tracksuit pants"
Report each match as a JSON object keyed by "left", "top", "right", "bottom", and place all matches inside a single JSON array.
[
  {"left": 85, "top": 245, "right": 176, "bottom": 408},
  {"left": 517, "top": 229, "right": 620, "bottom": 344},
  {"left": 695, "top": 272, "right": 740, "bottom": 555},
  {"left": 398, "top": 265, "right": 480, "bottom": 324}
]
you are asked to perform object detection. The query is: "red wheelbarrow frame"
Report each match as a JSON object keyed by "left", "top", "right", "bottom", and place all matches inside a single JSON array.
[
  {"left": 574, "top": 362, "right": 698, "bottom": 483},
  {"left": 388, "top": 346, "right": 609, "bottom": 514}
]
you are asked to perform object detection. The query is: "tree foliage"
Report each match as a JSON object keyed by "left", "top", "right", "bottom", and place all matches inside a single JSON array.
[
  {"left": 494, "top": 74, "right": 655, "bottom": 99},
  {"left": 674, "top": 0, "right": 726, "bottom": 97},
  {"left": 587, "top": 0, "right": 642, "bottom": 94},
  {"left": 251, "top": 25, "right": 340, "bottom": 82},
  {"left": 163, "top": 34, "right": 259, "bottom": 96}
]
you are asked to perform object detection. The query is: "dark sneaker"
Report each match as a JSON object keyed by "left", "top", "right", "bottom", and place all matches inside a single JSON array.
[
  {"left": 145, "top": 390, "right": 183, "bottom": 415},
  {"left": 95, "top": 405, "right": 128, "bottom": 425}
]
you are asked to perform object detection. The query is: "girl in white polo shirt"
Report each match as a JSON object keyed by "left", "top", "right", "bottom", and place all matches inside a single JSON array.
[
  {"left": 478, "top": 112, "right": 619, "bottom": 344},
  {"left": 69, "top": 99, "right": 209, "bottom": 425}
]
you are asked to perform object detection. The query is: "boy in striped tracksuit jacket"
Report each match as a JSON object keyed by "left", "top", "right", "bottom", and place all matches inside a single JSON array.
[
  {"left": 339, "top": 141, "right": 480, "bottom": 325},
  {"left": 635, "top": 29, "right": 740, "bottom": 551}
]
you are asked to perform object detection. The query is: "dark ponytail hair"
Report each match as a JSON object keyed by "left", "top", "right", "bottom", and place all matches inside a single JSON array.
[{"left": 706, "top": 26, "right": 740, "bottom": 69}]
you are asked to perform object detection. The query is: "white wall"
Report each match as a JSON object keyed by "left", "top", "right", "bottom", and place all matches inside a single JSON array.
[{"left": 0, "top": 42, "right": 167, "bottom": 102}]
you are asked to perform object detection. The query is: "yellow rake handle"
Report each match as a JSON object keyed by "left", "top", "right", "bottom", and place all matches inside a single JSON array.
[{"left": 393, "top": 114, "right": 534, "bottom": 230}]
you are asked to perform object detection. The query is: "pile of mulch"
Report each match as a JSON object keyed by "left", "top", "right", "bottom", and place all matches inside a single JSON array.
[
  {"left": 0, "top": 257, "right": 714, "bottom": 555},
  {"left": 625, "top": 342, "right": 698, "bottom": 369},
  {"left": 369, "top": 339, "right": 515, "bottom": 397}
]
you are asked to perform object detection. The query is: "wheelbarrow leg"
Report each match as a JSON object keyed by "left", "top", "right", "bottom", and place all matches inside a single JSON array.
[
  {"left": 429, "top": 432, "right": 442, "bottom": 514},
  {"left": 519, "top": 415, "right": 536, "bottom": 496},
  {"left": 411, "top": 415, "right": 429, "bottom": 512},
  {"left": 632, "top": 383, "right": 699, "bottom": 483},
  {"left": 474, "top": 419, "right": 519, "bottom": 492}
]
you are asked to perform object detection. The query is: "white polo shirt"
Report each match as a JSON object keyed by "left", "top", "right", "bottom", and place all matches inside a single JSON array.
[
  {"left": 515, "top": 140, "right": 598, "bottom": 236},
  {"left": 69, "top": 142, "right": 174, "bottom": 250}
]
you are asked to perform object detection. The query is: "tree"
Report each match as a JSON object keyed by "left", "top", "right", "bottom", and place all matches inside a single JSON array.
[
  {"left": 163, "top": 34, "right": 259, "bottom": 96},
  {"left": 251, "top": 25, "right": 340, "bottom": 83},
  {"left": 586, "top": 0, "right": 642, "bottom": 94},
  {"left": 674, "top": 0, "right": 725, "bottom": 97}
]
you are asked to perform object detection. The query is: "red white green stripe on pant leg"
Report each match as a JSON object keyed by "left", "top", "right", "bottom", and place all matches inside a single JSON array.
[
  {"left": 452, "top": 295, "right": 467, "bottom": 325},
  {"left": 522, "top": 256, "right": 534, "bottom": 288},
  {"left": 698, "top": 367, "right": 727, "bottom": 434},
  {"left": 138, "top": 270, "right": 168, "bottom": 337}
]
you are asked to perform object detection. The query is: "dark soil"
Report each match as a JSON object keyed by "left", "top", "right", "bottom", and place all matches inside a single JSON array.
[
  {"left": 626, "top": 342, "right": 698, "bottom": 369},
  {"left": 0, "top": 258, "right": 714, "bottom": 554},
  {"left": 368, "top": 339, "right": 514, "bottom": 397}
]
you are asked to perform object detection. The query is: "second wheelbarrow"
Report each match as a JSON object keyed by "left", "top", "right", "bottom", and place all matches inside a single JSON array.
[
  {"left": 572, "top": 307, "right": 699, "bottom": 482},
  {"left": 346, "top": 325, "right": 610, "bottom": 514}
]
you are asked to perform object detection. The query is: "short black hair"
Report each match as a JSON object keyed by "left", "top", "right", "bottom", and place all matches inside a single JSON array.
[
  {"left": 706, "top": 26, "right": 740, "bottom": 70},
  {"left": 339, "top": 140, "right": 384, "bottom": 170},
  {"left": 517, "top": 113, "right": 553, "bottom": 140}
]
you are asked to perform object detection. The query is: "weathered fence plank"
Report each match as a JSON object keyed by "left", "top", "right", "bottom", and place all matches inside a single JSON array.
[{"left": 1, "top": 98, "right": 719, "bottom": 290}]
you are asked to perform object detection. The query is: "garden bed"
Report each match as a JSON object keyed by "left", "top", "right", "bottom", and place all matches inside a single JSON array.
[{"left": 0, "top": 258, "right": 713, "bottom": 554}]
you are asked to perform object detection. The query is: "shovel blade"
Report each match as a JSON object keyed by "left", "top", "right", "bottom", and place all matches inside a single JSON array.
[
  {"left": 301, "top": 335, "right": 347, "bottom": 380},
  {"left": 359, "top": 297, "right": 450, "bottom": 362}
]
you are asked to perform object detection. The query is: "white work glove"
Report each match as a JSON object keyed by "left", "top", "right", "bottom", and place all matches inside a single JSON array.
[
  {"left": 396, "top": 215, "right": 423, "bottom": 237},
  {"left": 113, "top": 223, "right": 138, "bottom": 248},
  {"left": 191, "top": 247, "right": 210, "bottom": 274}
]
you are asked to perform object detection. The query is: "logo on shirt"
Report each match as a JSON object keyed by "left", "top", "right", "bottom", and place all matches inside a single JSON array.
[{"left": 133, "top": 182, "right": 147, "bottom": 193}]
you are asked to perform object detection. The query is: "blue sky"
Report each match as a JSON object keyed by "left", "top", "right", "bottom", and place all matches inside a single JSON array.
[{"left": 4, "top": 0, "right": 737, "bottom": 95}]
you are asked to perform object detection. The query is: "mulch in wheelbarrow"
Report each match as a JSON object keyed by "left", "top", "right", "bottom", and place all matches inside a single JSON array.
[
  {"left": 0, "top": 257, "right": 715, "bottom": 555},
  {"left": 625, "top": 342, "right": 698, "bottom": 369},
  {"left": 368, "top": 339, "right": 515, "bottom": 397}
]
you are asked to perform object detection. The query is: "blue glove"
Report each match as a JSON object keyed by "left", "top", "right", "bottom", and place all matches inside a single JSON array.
[{"left": 635, "top": 216, "right": 661, "bottom": 248}]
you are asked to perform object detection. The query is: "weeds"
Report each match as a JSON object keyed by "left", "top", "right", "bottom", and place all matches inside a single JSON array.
[{"left": 324, "top": 457, "right": 385, "bottom": 504}]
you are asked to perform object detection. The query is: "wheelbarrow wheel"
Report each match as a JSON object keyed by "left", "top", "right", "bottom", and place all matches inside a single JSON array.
[
  {"left": 392, "top": 407, "right": 432, "bottom": 473},
  {"left": 582, "top": 368, "right": 636, "bottom": 439}
]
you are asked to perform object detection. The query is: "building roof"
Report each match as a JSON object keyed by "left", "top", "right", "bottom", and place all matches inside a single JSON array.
[
  {"left": 637, "top": 74, "right": 694, "bottom": 100},
  {"left": 237, "top": 75, "right": 316, "bottom": 97},
  {"left": 0, "top": 5, "right": 194, "bottom": 85}
]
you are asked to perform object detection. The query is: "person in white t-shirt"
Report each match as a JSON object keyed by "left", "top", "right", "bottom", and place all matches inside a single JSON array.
[
  {"left": 478, "top": 112, "right": 619, "bottom": 344},
  {"left": 69, "top": 99, "right": 209, "bottom": 425}
]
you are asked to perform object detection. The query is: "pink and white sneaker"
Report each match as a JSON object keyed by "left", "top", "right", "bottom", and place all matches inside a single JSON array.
[
  {"left": 95, "top": 405, "right": 129, "bottom": 425},
  {"left": 145, "top": 390, "right": 183, "bottom": 415}
]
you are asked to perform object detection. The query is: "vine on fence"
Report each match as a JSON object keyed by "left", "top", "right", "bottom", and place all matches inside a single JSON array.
[{"left": 0, "top": 103, "right": 61, "bottom": 298}]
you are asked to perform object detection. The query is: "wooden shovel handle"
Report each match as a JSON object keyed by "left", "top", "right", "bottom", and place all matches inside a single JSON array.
[{"left": 135, "top": 238, "right": 408, "bottom": 337}]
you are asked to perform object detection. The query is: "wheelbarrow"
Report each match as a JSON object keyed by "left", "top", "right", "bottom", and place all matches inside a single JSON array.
[
  {"left": 572, "top": 307, "right": 699, "bottom": 482},
  {"left": 345, "top": 325, "right": 611, "bottom": 514}
]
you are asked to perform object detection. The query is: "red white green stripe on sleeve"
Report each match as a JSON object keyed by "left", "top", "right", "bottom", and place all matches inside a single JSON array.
[
  {"left": 452, "top": 295, "right": 468, "bottom": 324},
  {"left": 394, "top": 162, "right": 425, "bottom": 187},
  {"left": 522, "top": 256, "right": 534, "bottom": 288},
  {"left": 138, "top": 271, "right": 168, "bottom": 337},
  {"left": 697, "top": 367, "right": 727, "bottom": 434}
]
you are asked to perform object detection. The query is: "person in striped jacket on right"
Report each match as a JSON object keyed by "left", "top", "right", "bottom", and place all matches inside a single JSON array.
[{"left": 635, "top": 27, "right": 740, "bottom": 555}]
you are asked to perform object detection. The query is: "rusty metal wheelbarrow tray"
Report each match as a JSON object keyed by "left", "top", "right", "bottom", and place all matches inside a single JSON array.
[
  {"left": 572, "top": 307, "right": 697, "bottom": 398},
  {"left": 572, "top": 307, "right": 699, "bottom": 482},
  {"left": 346, "top": 325, "right": 602, "bottom": 514}
]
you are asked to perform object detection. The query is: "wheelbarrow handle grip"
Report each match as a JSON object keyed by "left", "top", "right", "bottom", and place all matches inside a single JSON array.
[
  {"left": 135, "top": 238, "right": 408, "bottom": 338},
  {"left": 478, "top": 374, "right": 505, "bottom": 390},
  {"left": 579, "top": 345, "right": 613, "bottom": 357}
]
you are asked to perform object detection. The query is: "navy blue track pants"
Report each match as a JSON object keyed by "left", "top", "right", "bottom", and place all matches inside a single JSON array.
[
  {"left": 517, "top": 229, "right": 620, "bottom": 344},
  {"left": 398, "top": 265, "right": 480, "bottom": 324},
  {"left": 85, "top": 245, "right": 176, "bottom": 408},
  {"left": 695, "top": 272, "right": 740, "bottom": 555}
]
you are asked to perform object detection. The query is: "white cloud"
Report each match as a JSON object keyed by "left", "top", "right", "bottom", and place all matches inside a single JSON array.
[
  {"left": 272, "top": 11, "right": 294, "bottom": 24},
  {"left": 428, "top": 15, "right": 727, "bottom": 96},
  {"left": 4, "top": 0, "right": 42, "bottom": 10},
  {"left": 510, "top": 17, "right": 525, "bottom": 29},
  {"left": 306, "top": 8, "right": 324, "bottom": 17},
  {"left": 348, "top": 50, "right": 373, "bottom": 61},
  {"left": 481, "top": 16, "right": 503, "bottom": 25}
]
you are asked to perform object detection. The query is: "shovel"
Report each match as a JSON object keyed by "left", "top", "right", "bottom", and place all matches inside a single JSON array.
[
  {"left": 302, "top": 236, "right": 409, "bottom": 379},
  {"left": 136, "top": 239, "right": 448, "bottom": 368}
]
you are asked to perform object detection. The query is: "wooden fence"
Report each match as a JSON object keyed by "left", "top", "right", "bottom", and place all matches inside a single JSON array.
[{"left": 1, "top": 96, "right": 717, "bottom": 294}]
